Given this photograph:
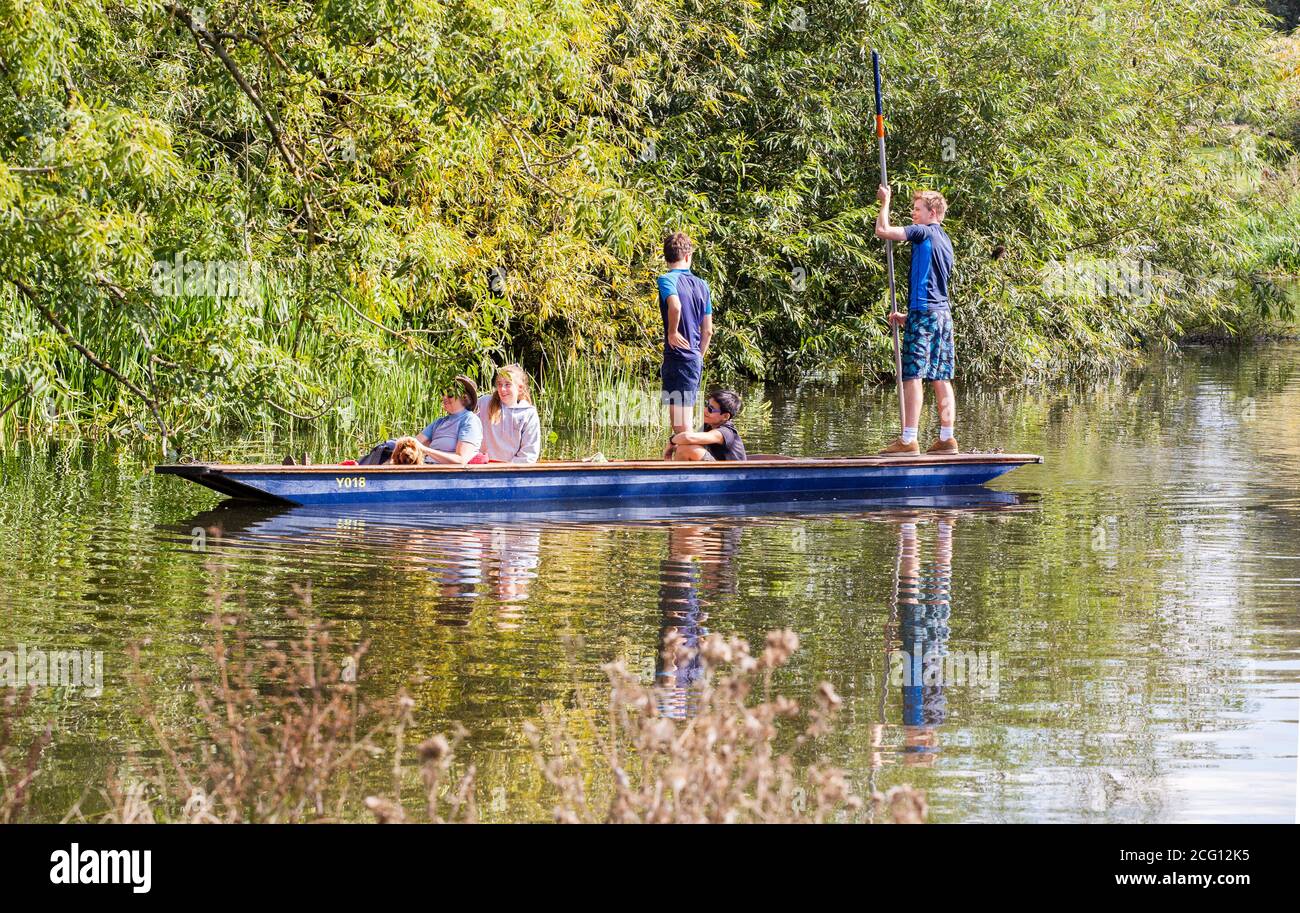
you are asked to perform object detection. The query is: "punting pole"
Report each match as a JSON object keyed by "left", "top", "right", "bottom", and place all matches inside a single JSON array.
[{"left": 873, "top": 50, "right": 906, "bottom": 433}]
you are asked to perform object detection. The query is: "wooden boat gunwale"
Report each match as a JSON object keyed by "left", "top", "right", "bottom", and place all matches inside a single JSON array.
[
  {"left": 156, "top": 452, "right": 1044, "bottom": 508},
  {"left": 159, "top": 452, "right": 1043, "bottom": 475}
]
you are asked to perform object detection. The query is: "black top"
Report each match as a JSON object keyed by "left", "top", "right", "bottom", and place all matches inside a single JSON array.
[{"left": 703, "top": 420, "right": 747, "bottom": 462}]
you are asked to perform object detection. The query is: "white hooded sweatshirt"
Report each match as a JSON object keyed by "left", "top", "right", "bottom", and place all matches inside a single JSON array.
[{"left": 476, "top": 400, "right": 542, "bottom": 463}]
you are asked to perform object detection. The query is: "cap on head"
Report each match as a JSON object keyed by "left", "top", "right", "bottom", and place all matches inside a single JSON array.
[{"left": 450, "top": 374, "right": 478, "bottom": 412}]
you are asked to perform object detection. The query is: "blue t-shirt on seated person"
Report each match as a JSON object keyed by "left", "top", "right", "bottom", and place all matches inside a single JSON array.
[
  {"left": 421, "top": 409, "right": 483, "bottom": 454},
  {"left": 657, "top": 268, "right": 712, "bottom": 362},
  {"left": 903, "top": 223, "right": 953, "bottom": 313}
]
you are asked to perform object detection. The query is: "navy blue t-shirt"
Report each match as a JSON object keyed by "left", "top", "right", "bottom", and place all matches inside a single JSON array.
[
  {"left": 657, "top": 268, "right": 712, "bottom": 362},
  {"left": 903, "top": 223, "right": 953, "bottom": 312}
]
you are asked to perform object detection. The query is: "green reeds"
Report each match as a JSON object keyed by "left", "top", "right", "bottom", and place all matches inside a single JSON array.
[{"left": 0, "top": 287, "right": 769, "bottom": 463}]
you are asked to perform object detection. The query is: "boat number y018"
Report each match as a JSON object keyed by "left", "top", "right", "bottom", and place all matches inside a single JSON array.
[{"left": 336, "top": 476, "right": 367, "bottom": 489}]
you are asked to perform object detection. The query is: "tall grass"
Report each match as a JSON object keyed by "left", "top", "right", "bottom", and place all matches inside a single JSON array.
[{"left": 0, "top": 315, "right": 769, "bottom": 462}]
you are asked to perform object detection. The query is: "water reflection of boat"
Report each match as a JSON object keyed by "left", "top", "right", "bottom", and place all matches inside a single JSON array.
[
  {"left": 157, "top": 452, "right": 1042, "bottom": 507},
  {"left": 180, "top": 489, "right": 1037, "bottom": 538},
  {"left": 178, "top": 492, "right": 1031, "bottom": 725}
]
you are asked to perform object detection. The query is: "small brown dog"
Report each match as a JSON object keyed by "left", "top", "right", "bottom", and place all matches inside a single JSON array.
[{"left": 391, "top": 436, "right": 423, "bottom": 465}]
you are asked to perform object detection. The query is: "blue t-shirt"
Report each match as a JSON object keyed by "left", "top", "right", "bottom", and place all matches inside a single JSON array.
[
  {"left": 657, "top": 268, "right": 712, "bottom": 362},
  {"left": 421, "top": 409, "right": 483, "bottom": 453},
  {"left": 903, "top": 223, "right": 953, "bottom": 312}
]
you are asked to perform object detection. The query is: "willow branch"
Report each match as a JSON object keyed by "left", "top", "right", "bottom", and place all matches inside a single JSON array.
[
  {"left": 9, "top": 276, "right": 170, "bottom": 447},
  {"left": 0, "top": 384, "right": 31, "bottom": 422},
  {"left": 168, "top": 5, "right": 299, "bottom": 174},
  {"left": 329, "top": 290, "right": 445, "bottom": 359},
  {"left": 267, "top": 393, "right": 350, "bottom": 422},
  {"left": 499, "top": 118, "right": 577, "bottom": 201},
  {"left": 168, "top": 5, "right": 326, "bottom": 238}
]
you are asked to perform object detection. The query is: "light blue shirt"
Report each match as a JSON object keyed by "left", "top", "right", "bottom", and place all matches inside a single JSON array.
[{"left": 421, "top": 409, "right": 483, "bottom": 453}]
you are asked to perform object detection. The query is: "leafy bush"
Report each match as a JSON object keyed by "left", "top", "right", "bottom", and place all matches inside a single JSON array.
[{"left": 0, "top": 1, "right": 1295, "bottom": 445}]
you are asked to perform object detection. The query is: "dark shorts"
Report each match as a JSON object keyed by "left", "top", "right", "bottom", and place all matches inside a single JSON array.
[
  {"left": 901, "top": 310, "right": 955, "bottom": 381},
  {"left": 660, "top": 356, "right": 702, "bottom": 406}
]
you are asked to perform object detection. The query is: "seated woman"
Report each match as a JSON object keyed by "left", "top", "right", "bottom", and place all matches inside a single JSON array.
[
  {"left": 395, "top": 375, "right": 484, "bottom": 466},
  {"left": 663, "top": 390, "right": 747, "bottom": 462},
  {"left": 476, "top": 364, "right": 542, "bottom": 463}
]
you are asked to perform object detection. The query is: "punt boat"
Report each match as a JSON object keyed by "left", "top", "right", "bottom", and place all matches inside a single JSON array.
[{"left": 156, "top": 452, "right": 1042, "bottom": 508}]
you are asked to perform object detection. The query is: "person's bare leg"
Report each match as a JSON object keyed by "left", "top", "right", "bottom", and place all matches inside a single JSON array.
[
  {"left": 668, "top": 402, "right": 692, "bottom": 435},
  {"left": 903, "top": 378, "right": 923, "bottom": 433},
  {"left": 672, "top": 443, "right": 712, "bottom": 462},
  {"left": 925, "top": 380, "right": 958, "bottom": 451},
  {"left": 932, "top": 380, "right": 955, "bottom": 429},
  {"left": 881, "top": 379, "right": 925, "bottom": 453}
]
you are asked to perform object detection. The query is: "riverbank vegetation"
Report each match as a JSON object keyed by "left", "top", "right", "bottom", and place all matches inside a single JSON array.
[{"left": 1, "top": 1, "right": 1297, "bottom": 448}]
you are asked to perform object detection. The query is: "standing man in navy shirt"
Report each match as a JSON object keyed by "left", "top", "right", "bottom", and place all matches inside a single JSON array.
[
  {"left": 657, "top": 232, "right": 714, "bottom": 441},
  {"left": 874, "top": 185, "right": 958, "bottom": 455}
]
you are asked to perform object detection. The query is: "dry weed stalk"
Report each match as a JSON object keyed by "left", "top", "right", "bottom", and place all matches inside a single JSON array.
[
  {"left": 11, "top": 570, "right": 922, "bottom": 824},
  {"left": 115, "top": 571, "right": 417, "bottom": 823},
  {"left": 362, "top": 698, "right": 477, "bottom": 824},
  {"left": 520, "top": 629, "right": 925, "bottom": 823},
  {"left": 0, "top": 688, "right": 51, "bottom": 823},
  {"left": 112, "top": 565, "right": 477, "bottom": 824}
]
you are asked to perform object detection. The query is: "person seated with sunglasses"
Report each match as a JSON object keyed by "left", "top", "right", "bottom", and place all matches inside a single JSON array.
[
  {"left": 663, "top": 390, "right": 747, "bottom": 462},
  {"left": 361, "top": 375, "right": 484, "bottom": 467},
  {"left": 397, "top": 374, "right": 486, "bottom": 466}
]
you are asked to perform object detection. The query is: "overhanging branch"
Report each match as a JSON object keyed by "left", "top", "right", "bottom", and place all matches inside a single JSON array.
[{"left": 9, "top": 276, "right": 171, "bottom": 447}]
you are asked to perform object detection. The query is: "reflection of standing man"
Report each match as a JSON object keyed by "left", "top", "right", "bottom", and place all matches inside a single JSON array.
[
  {"left": 889, "top": 516, "right": 954, "bottom": 765},
  {"left": 655, "top": 523, "right": 741, "bottom": 719},
  {"left": 657, "top": 233, "right": 714, "bottom": 440}
]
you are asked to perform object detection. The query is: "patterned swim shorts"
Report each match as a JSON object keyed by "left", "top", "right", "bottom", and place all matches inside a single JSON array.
[{"left": 901, "top": 310, "right": 955, "bottom": 381}]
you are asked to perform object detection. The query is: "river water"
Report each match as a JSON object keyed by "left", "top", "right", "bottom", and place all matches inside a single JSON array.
[{"left": 2, "top": 344, "right": 1297, "bottom": 822}]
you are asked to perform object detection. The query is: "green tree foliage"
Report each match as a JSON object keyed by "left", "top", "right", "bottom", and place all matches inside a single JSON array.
[{"left": 0, "top": 0, "right": 1294, "bottom": 445}]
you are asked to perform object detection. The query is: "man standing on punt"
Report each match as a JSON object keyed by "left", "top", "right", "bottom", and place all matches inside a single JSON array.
[
  {"left": 874, "top": 185, "right": 959, "bottom": 456},
  {"left": 657, "top": 232, "right": 714, "bottom": 443}
]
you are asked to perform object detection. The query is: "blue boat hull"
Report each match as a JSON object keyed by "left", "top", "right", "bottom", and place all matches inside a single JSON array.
[{"left": 157, "top": 454, "right": 1042, "bottom": 509}]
